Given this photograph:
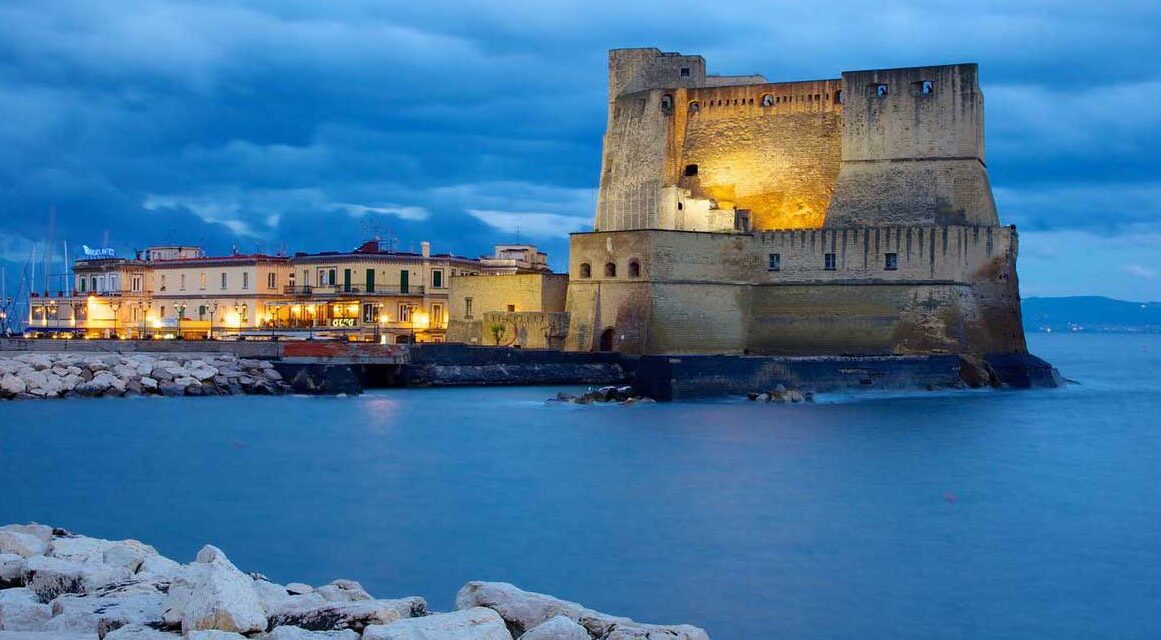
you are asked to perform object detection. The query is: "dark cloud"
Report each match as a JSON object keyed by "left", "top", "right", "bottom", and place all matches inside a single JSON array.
[{"left": 0, "top": 0, "right": 1159, "bottom": 297}]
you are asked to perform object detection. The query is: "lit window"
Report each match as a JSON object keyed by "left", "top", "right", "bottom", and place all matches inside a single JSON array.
[
  {"left": 768, "top": 253, "right": 781, "bottom": 272},
  {"left": 885, "top": 253, "right": 898, "bottom": 271},
  {"left": 824, "top": 253, "right": 836, "bottom": 270},
  {"left": 267, "top": 272, "right": 276, "bottom": 289}
]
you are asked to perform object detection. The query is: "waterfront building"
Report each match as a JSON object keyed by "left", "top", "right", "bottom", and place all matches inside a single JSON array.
[
  {"left": 447, "top": 272, "right": 569, "bottom": 348},
  {"left": 25, "top": 239, "right": 532, "bottom": 343}
]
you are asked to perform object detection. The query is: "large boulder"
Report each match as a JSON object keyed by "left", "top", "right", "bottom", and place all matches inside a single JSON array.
[
  {"left": 0, "top": 533, "right": 46, "bottom": 559},
  {"left": 23, "top": 556, "right": 129, "bottom": 602},
  {"left": 265, "top": 598, "right": 426, "bottom": 633},
  {"left": 0, "top": 555, "right": 27, "bottom": 588},
  {"left": 161, "top": 546, "right": 266, "bottom": 635},
  {"left": 50, "top": 582, "right": 168, "bottom": 635},
  {"left": 521, "top": 616, "right": 590, "bottom": 640},
  {"left": 102, "top": 624, "right": 180, "bottom": 639},
  {"left": 187, "top": 632, "right": 247, "bottom": 640},
  {"left": 0, "top": 600, "right": 51, "bottom": 631},
  {"left": 455, "top": 582, "right": 709, "bottom": 640},
  {"left": 361, "top": 608, "right": 510, "bottom": 640},
  {"left": 315, "top": 580, "right": 371, "bottom": 603}
]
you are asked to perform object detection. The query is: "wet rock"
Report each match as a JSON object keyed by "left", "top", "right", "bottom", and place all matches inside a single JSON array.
[{"left": 361, "top": 608, "right": 510, "bottom": 640}]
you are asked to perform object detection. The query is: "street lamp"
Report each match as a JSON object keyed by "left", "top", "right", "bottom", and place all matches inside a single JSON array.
[
  {"left": 208, "top": 302, "right": 219, "bottom": 340},
  {"left": 174, "top": 303, "right": 187, "bottom": 339},
  {"left": 373, "top": 302, "right": 383, "bottom": 343},
  {"left": 110, "top": 300, "right": 121, "bottom": 339}
]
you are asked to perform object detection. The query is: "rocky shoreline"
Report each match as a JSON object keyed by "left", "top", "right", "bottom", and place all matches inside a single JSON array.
[
  {"left": 0, "top": 524, "right": 709, "bottom": 640},
  {"left": 0, "top": 354, "right": 290, "bottom": 400}
]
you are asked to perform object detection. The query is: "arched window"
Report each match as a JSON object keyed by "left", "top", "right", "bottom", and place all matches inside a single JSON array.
[
  {"left": 761, "top": 94, "right": 774, "bottom": 107},
  {"left": 628, "top": 260, "right": 641, "bottom": 278},
  {"left": 688, "top": 101, "right": 700, "bottom": 114},
  {"left": 579, "top": 263, "right": 591, "bottom": 279},
  {"left": 604, "top": 262, "right": 617, "bottom": 277}
]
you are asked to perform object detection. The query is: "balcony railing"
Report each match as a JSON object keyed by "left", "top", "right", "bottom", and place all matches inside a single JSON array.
[{"left": 285, "top": 285, "right": 426, "bottom": 296}]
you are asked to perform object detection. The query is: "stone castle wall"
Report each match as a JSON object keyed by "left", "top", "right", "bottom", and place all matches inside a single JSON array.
[
  {"left": 564, "top": 228, "right": 1025, "bottom": 356},
  {"left": 447, "top": 273, "right": 569, "bottom": 347},
  {"left": 826, "top": 64, "right": 999, "bottom": 227}
]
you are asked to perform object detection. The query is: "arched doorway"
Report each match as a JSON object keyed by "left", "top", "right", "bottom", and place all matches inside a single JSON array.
[{"left": 599, "top": 327, "right": 615, "bottom": 352}]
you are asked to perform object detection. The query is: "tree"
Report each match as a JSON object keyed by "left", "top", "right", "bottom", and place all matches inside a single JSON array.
[{"left": 488, "top": 322, "right": 507, "bottom": 345}]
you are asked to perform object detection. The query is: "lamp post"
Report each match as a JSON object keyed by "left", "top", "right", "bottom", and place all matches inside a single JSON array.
[
  {"left": 208, "top": 302, "right": 219, "bottom": 340},
  {"left": 373, "top": 303, "right": 383, "bottom": 343},
  {"left": 110, "top": 300, "right": 121, "bottom": 339},
  {"left": 174, "top": 303, "right": 186, "bottom": 339}
]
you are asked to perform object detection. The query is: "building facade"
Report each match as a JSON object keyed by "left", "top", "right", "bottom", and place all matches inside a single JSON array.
[
  {"left": 564, "top": 48, "right": 1027, "bottom": 357},
  {"left": 26, "top": 240, "right": 507, "bottom": 343}
]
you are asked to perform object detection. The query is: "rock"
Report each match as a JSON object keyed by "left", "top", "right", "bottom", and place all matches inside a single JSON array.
[
  {"left": 265, "top": 598, "right": 426, "bottom": 633},
  {"left": 50, "top": 582, "right": 167, "bottom": 635},
  {"left": 23, "top": 556, "right": 129, "bottom": 602},
  {"left": 0, "top": 590, "right": 37, "bottom": 605},
  {"left": 162, "top": 545, "right": 266, "bottom": 635},
  {"left": 315, "top": 580, "right": 370, "bottom": 603},
  {"left": 361, "top": 608, "right": 510, "bottom": 640},
  {"left": 455, "top": 582, "right": 708, "bottom": 640},
  {"left": 0, "top": 532, "right": 47, "bottom": 559},
  {"left": 151, "top": 369, "right": 174, "bottom": 383},
  {"left": 157, "top": 382, "right": 184, "bottom": 398},
  {"left": 102, "top": 624, "right": 179, "bottom": 639},
  {"left": 0, "top": 600, "right": 52, "bottom": 631},
  {"left": 284, "top": 584, "right": 313, "bottom": 596},
  {"left": 251, "top": 580, "right": 292, "bottom": 610},
  {"left": 0, "top": 555, "right": 27, "bottom": 588},
  {"left": 0, "top": 374, "right": 26, "bottom": 397},
  {"left": 135, "top": 555, "right": 182, "bottom": 583},
  {"left": 520, "top": 616, "right": 590, "bottom": 640},
  {"left": 139, "top": 378, "right": 158, "bottom": 391},
  {"left": 102, "top": 542, "right": 157, "bottom": 574},
  {"left": 187, "top": 632, "right": 247, "bottom": 640},
  {"left": 262, "top": 627, "right": 359, "bottom": 640}
]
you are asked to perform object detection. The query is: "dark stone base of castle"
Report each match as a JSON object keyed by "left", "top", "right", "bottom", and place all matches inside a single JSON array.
[
  {"left": 396, "top": 343, "right": 627, "bottom": 387},
  {"left": 630, "top": 352, "right": 1062, "bottom": 401},
  {"left": 402, "top": 362, "right": 627, "bottom": 386},
  {"left": 273, "top": 362, "right": 364, "bottom": 395}
]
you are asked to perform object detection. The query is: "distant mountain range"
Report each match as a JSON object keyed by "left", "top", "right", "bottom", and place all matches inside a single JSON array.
[{"left": 1022, "top": 296, "right": 1161, "bottom": 333}]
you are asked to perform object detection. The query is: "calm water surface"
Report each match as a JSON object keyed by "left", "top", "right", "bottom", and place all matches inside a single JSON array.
[{"left": 1, "top": 334, "right": 1159, "bottom": 639}]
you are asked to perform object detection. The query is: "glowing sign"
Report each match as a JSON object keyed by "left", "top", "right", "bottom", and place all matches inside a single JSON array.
[
  {"left": 82, "top": 245, "right": 116, "bottom": 258},
  {"left": 331, "top": 318, "right": 356, "bottom": 328}
]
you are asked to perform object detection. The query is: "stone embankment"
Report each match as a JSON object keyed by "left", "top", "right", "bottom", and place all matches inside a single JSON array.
[
  {"left": 0, "top": 524, "right": 710, "bottom": 640},
  {"left": 0, "top": 353, "right": 289, "bottom": 400},
  {"left": 549, "top": 386, "right": 655, "bottom": 405}
]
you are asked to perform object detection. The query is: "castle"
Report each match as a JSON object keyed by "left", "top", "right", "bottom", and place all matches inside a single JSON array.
[{"left": 563, "top": 48, "right": 1027, "bottom": 357}]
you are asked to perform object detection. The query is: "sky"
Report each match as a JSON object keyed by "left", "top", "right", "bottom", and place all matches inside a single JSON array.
[{"left": 1, "top": 0, "right": 1159, "bottom": 301}]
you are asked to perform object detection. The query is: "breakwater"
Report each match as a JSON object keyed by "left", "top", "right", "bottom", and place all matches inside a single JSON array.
[
  {"left": 0, "top": 353, "right": 290, "bottom": 399},
  {"left": 0, "top": 523, "right": 709, "bottom": 640}
]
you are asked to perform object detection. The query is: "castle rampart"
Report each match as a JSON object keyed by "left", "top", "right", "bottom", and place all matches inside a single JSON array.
[{"left": 566, "top": 48, "right": 1030, "bottom": 364}]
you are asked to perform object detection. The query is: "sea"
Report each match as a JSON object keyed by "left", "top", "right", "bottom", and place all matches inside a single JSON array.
[{"left": 1, "top": 333, "right": 1158, "bottom": 639}]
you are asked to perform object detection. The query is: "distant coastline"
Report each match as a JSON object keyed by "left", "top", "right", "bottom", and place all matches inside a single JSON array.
[{"left": 1023, "top": 296, "right": 1161, "bottom": 334}]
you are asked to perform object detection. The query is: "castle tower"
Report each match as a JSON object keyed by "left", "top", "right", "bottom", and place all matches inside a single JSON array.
[{"left": 825, "top": 64, "right": 1000, "bottom": 227}]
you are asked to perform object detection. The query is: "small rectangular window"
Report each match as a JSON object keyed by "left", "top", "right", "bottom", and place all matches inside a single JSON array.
[
  {"left": 885, "top": 253, "right": 898, "bottom": 271},
  {"left": 680, "top": 67, "right": 690, "bottom": 77},
  {"left": 432, "top": 269, "right": 443, "bottom": 288},
  {"left": 507, "top": 304, "right": 516, "bottom": 313},
  {"left": 914, "top": 80, "right": 935, "bottom": 95},
  {"left": 220, "top": 272, "right": 227, "bottom": 289},
  {"left": 684, "top": 164, "right": 698, "bottom": 177},
  {"left": 267, "top": 272, "right": 276, "bottom": 289},
  {"left": 242, "top": 272, "right": 249, "bottom": 289},
  {"left": 768, "top": 253, "right": 781, "bottom": 272},
  {"left": 869, "top": 83, "right": 889, "bottom": 97},
  {"left": 824, "top": 253, "right": 836, "bottom": 271}
]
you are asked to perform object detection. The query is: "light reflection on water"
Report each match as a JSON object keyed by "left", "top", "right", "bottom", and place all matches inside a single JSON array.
[{"left": 0, "top": 334, "right": 1158, "bottom": 640}]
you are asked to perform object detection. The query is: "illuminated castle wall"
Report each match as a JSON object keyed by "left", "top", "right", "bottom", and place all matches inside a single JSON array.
[{"left": 567, "top": 48, "right": 1028, "bottom": 358}]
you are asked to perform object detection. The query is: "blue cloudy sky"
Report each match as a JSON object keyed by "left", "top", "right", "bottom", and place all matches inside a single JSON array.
[{"left": 1, "top": 0, "right": 1159, "bottom": 300}]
